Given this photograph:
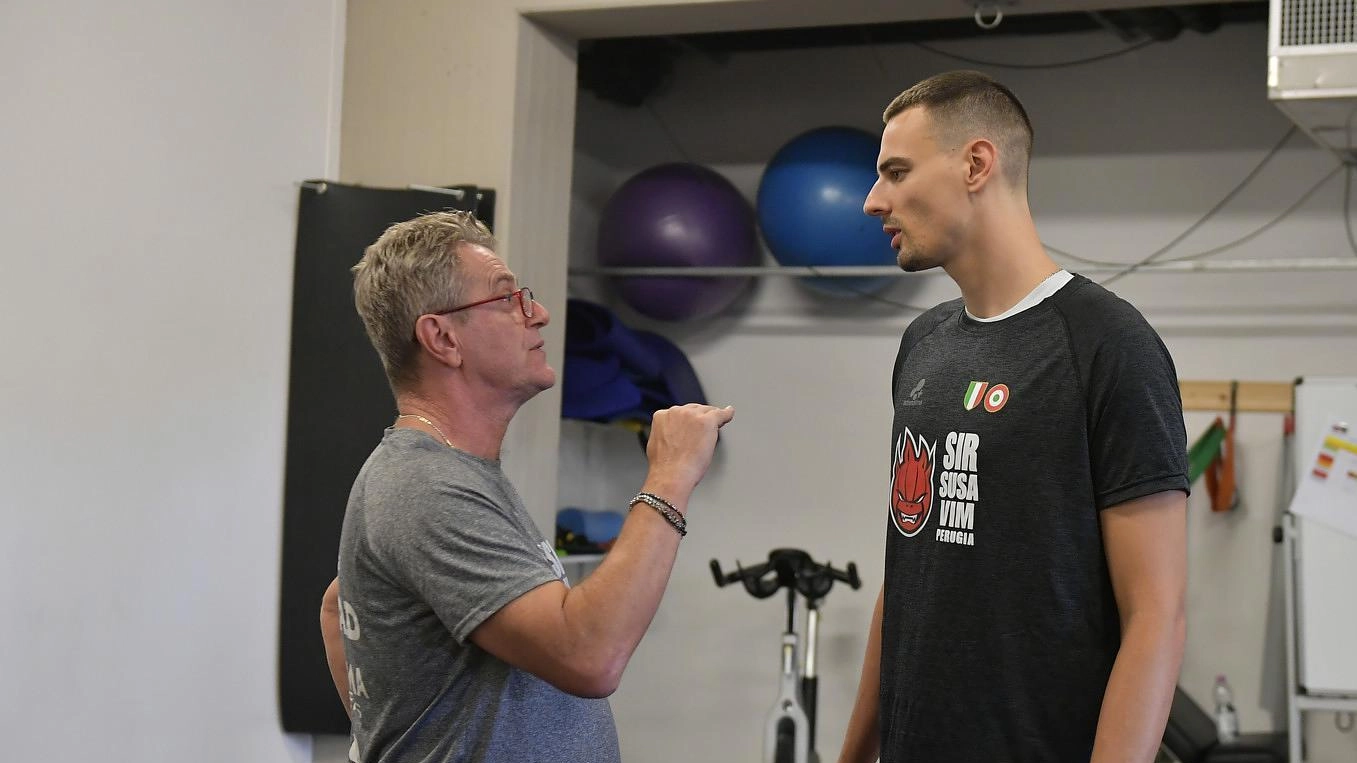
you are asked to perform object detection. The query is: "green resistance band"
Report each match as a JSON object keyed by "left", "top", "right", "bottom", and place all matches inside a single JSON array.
[{"left": 1187, "top": 419, "right": 1227, "bottom": 484}]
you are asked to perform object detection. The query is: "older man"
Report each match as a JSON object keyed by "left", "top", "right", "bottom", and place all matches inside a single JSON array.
[{"left": 320, "top": 210, "right": 732, "bottom": 763}]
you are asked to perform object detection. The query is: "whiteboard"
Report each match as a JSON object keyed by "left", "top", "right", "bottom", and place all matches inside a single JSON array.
[{"left": 1293, "top": 376, "right": 1357, "bottom": 696}]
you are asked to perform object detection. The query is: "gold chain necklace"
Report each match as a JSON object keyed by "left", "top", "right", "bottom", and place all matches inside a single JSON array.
[{"left": 395, "top": 414, "right": 453, "bottom": 448}]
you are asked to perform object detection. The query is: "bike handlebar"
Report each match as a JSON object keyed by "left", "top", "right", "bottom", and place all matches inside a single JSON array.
[{"left": 710, "top": 548, "right": 861, "bottom": 601}]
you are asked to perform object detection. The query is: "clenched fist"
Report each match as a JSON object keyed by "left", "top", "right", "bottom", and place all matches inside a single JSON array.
[{"left": 642, "top": 404, "right": 735, "bottom": 507}]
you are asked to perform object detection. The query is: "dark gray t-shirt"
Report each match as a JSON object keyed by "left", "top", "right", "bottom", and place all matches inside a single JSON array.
[
  {"left": 336, "top": 428, "right": 620, "bottom": 763},
  {"left": 881, "top": 274, "right": 1189, "bottom": 762}
]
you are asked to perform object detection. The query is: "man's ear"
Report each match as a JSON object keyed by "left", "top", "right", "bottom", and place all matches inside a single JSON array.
[
  {"left": 963, "top": 137, "right": 999, "bottom": 192},
  {"left": 413, "top": 314, "right": 463, "bottom": 369}
]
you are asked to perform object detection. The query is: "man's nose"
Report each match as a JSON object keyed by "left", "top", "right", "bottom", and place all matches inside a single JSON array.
[
  {"left": 863, "top": 180, "right": 886, "bottom": 217},
  {"left": 530, "top": 299, "right": 549, "bottom": 327}
]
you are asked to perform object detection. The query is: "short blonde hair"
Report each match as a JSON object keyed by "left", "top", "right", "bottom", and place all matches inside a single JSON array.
[
  {"left": 883, "top": 70, "right": 1033, "bottom": 189},
  {"left": 351, "top": 210, "right": 497, "bottom": 390}
]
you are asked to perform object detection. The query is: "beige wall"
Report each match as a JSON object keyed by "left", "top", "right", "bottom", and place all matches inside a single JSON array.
[{"left": 342, "top": 0, "right": 579, "bottom": 524}]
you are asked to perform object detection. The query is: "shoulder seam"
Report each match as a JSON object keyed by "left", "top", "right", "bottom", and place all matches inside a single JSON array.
[
  {"left": 893, "top": 302, "right": 960, "bottom": 398},
  {"left": 1050, "top": 300, "right": 1090, "bottom": 416},
  {"left": 914, "top": 304, "right": 958, "bottom": 347}
]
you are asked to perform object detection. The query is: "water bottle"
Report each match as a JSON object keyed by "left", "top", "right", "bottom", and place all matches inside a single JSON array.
[{"left": 1213, "top": 674, "right": 1240, "bottom": 743}]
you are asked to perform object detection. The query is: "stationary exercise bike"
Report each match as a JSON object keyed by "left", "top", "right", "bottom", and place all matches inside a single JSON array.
[{"left": 710, "top": 549, "right": 861, "bottom": 763}]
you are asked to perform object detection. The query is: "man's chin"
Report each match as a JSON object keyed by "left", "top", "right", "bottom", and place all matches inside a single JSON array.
[
  {"left": 514, "top": 374, "right": 556, "bottom": 407},
  {"left": 898, "top": 250, "right": 937, "bottom": 273}
]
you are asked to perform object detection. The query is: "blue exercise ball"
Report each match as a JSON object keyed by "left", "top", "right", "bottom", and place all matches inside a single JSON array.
[
  {"left": 598, "top": 163, "right": 759, "bottom": 322},
  {"left": 757, "top": 126, "right": 897, "bottom": 296}
]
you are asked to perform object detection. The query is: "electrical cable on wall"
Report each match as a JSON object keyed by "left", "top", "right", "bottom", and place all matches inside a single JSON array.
[
  {"left": 646, "top": 100, "right": 693, "bottom": 163},
  {"left": 910, "top": 38, "right": 1156, "bottom": 70},
  {"left": 1077, "top": 162, "right": 1340, "bottom": 278},
  {"left": 1094, "top": 125, "right": 1297, "bottom": 282},
  {"left": 1088, "top": 126, "right": 1357, "bottom": 286},
  {"left": 864, "top": 30, "right": 1154, "bottom": 78},
  {"left": 1344, "top": 166, "right": 1357, "bottom": 257},
  {"left": 1050, "top": 126, "right": 1297, "bottom": 269},
  {"left": 1154, "top": 166, "right": 1342, "bottom": 264},
  {"left": 1341, "top": 101, "right": 1357, "bottom": 258},
  {"left": 1099, "top": 165, "right": 1342, "bottom": 285}
]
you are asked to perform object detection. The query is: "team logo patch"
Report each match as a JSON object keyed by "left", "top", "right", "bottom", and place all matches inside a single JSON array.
[
  {"left": 890, "top": 427, "right": 936, "bottom": 537},
  {"left": 963, "top": 381, "right": 1011, "bottom": 413}
]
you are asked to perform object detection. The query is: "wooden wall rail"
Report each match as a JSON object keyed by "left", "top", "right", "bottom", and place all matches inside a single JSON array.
[{"left": 1179, "top": 381, "right": 1294, "bottom": 413}]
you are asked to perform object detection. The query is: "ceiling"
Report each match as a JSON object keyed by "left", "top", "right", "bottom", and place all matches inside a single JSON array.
[
  {"left": 532, "top": 0, "right": 1263, "bottom": 41},
  {"left": 576, "top": 1, "right": 1267, "bottom": 107}
]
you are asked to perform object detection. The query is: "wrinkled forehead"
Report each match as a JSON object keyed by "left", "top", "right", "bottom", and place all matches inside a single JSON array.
[{"left": 459, "top": 243, "right": 517, "bottom": 291}]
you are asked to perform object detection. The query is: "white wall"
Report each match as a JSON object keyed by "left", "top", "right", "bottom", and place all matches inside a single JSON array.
[
  {"left": 1, "top": 1, "right": 344, "bottom": 760},
  {"left": 565, "top": 21, "right": 1357, "bottom": 763}
]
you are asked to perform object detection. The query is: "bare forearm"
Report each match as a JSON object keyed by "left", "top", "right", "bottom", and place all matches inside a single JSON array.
[
  {"left": 468, "top": 406, "right": 733, "bottom": 697},
  {"left": 838, "top": 587, "right": 884, "bottom": 763},
  {"left": 1090, "top": 613, "right": 1185, "bottom": 763},
  {"left": 559, "top": 479, "right": 689, "bottom": 685},
  {"left": 319, "top": 579, "right": 352, "bottom": 717}
]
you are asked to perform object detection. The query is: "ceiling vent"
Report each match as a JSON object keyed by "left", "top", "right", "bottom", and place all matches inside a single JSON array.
[{"left": 1270, "top": 0, "right": 1357, "bottom": 162}]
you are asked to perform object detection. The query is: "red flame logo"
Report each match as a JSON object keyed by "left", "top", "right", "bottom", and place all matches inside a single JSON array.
[{"left": 890, "top": 427, "right": 936, "bottom": 537}]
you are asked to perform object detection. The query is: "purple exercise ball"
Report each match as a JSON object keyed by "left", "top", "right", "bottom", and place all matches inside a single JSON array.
[{"left": 598, "top": 163, "right": 759, "bottom": 322}]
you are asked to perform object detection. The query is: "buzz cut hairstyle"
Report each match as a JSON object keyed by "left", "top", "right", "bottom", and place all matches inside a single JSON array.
[{"left": 882, "top": 70, "right": 1034, "bottom": 189}]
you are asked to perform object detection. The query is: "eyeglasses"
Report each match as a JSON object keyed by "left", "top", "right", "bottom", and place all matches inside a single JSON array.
[{"left": 432, "top": 286, "right": 535, "bottom": 320}]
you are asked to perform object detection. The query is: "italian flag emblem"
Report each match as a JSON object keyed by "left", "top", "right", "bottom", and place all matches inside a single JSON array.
[
  {"left": 964, "top": 381, "right": 988, "bottom": 410},
  {"left": 964, "top": 381, "right": 1011, "bottom": 413}
]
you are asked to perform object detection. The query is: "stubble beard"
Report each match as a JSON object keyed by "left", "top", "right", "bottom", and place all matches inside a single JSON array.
[{"left": 897, "top": 244, "right": 939, "bottom": 273}]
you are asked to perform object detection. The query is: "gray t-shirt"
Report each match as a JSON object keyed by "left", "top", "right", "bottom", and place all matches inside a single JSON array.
[{"left": 336, "top": 428, "right": 620, "bottom": 763}]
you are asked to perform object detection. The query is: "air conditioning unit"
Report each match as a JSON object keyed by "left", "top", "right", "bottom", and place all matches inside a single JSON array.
[{"left": 1269, "top": 0, "right": 1357, "bottom": 162}]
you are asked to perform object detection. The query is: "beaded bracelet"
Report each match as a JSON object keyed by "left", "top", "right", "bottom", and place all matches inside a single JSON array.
[{"left": 630, "top": 492, "right": 687, "bottom": 537}]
